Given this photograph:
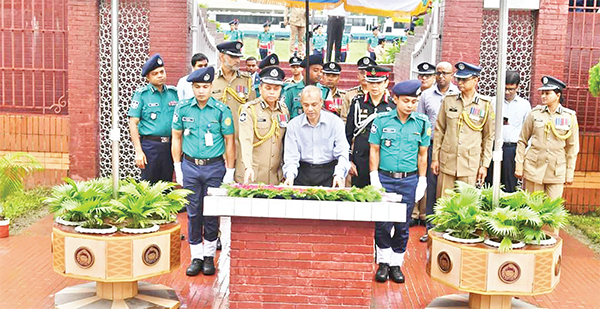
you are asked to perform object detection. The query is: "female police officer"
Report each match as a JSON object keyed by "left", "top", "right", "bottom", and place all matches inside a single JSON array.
[{"left": 515, "top": 76, "right": 579, "bottom": 199}]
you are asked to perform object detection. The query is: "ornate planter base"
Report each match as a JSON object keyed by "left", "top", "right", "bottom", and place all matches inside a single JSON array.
[
  {"left": 54, "top": 281, "right": 179, "bottom": 309},
  {"left": 426, "top": 293, "right": 540, "bottom": 309}
]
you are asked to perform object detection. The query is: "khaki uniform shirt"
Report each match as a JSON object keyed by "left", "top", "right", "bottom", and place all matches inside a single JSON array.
[
  {"left": 432, "top": 92, "right": 495, "bottom": 177},
  {"left": 285, "top": 7, "right": 306, "bottom": 26},
  {"left": 211, "top": 68, "right": 257, "bottom": 182},
  {"left": 515, "top": 104, "right": 579, "bottom": 184},
  {"left": 238, "top": 98, "right": 290, "bottom": 185},
  {"left": 341, "top": 85, "right": 366, "bottom": 123}
]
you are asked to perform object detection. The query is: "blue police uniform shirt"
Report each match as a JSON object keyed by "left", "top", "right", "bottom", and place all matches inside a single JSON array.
[
  {"left": 172, "top": 96, "right": 235, "bottom": 159},
  {"left": 128, "top": 84, "right": 179, "bottom": 136},
  {"left": 368, "top": 110, "right": 431, "bottom": 172}
]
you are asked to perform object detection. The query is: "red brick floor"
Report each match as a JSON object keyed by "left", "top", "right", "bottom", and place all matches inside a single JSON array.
[{"left": 1, "top": 214, "right": 599, "bottom": 308}]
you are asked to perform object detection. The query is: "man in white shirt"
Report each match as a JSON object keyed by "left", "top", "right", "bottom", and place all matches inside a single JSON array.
[
  {"left": 176, "top": 53, "right": 209, "bottom": 100},
  {"left": 485, "top": 70, "right": 531, "bottom": 192}
]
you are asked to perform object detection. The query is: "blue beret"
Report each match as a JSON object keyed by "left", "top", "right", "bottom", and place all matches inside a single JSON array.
[
  {"left": 323, "top": 62, "right": 342, "bottom": 75},
  {"left": 141, "top": 54, "right": 164, "bottom": 77},
  {"left": 259, "top": 67, "right": 285, "bottom": 85},
  {"left": 539, "top": 75, "right": 566, "bottom": 91},
  {"left": 372, "top": 26, "right": 379, "bottom": 31},
  {"left": 392, "top": 80, "right": 421, "bottom": 97},
  {"left": 263, "top": 21, "right": 271, "bottom": 27},
  {"left": 228, "top": 20, "right": 236, "bottom": 25},
  {"left": 217, "top": 41, "right": 243, "bottom": 57},
  {"left": 300, "top": 54, "right": 323, "bottom": 68},
  {"left": 416, "top": 62, "right": 435, "bottom": 75},
  {"left": 357, "top": 56, "right": 376, "bottom": 70},
  {"left": 259, "top": 53, "right": 279, "bottom": 69},
  {"left": 289, "top": 56, "right": 303, "bottom": 66},
  {"left": 187, "top": 66, "right": 215, "bottom": 83},
  {"left": 313, "top": 24, "right": 322, "bottom": 31},
  {"left": 454, "top": 62, "right": 481, "bottom": 78}
]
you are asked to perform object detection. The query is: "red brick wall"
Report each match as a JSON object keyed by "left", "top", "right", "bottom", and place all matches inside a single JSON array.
[
  {"left": 440, "top": 0, "right": 484, "bottom": 66},
  {"left": 229, "top": 217, "right": 374, "bottom": 308},
  {"left": 149, "top": 0, "right": 190, "bottom": 86},
  {"left": 67, "top": 0, "right": 100, "bottom": 180},
  {"left": 530, "top": 0, "right": 569, "bottom": 107}
]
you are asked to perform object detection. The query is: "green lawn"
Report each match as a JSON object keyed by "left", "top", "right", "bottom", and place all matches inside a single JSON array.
[
  {"left": 242, "top": 38, "right": 373, "bottom": 64},
  {"left": 569, "top": 214, "right": 600, "bottom": 245}
]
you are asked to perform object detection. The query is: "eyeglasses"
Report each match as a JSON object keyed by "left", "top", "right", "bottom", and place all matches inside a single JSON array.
[
  {"left": 436, "top": 71, "right": 453, "bottom": 76},
  {"left": 505, "top": 87, "right": 518, "bottom": 92}
]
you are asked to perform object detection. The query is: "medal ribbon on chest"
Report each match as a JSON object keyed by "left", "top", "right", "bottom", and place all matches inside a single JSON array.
[
  {"left": 458, "top": 101, "right": 490, "bottom": 135},
  {"left": 545, "top": 114, "right": 575, "bottom": 140}
]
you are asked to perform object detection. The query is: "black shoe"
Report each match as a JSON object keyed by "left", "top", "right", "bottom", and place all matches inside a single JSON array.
[
  {"left": 419, "top": 234, "right": 429, "bottom": 243},
  {"left": 180, "top": 234, "right": 186, "bottom": 240},
  {"left": 389, "top": 266, "right": 405, "bottom": 283},
  {"left": 375, "top": 263, "right": 389, "bottom": 282},
  {"left": 203, "top": 256, "right": 216, "bottom": 275},
  {"left": 216, "top": 237, "right": 222, "bottom": 251},
  {"left": 186, "top": 259, "right": 203, "bottom": 276},
  {"left": 420, "top": 219, "right": 427, "bottom": 226},
  {"left": 409, "top": 218, "right": 418, "bottom": 227}
]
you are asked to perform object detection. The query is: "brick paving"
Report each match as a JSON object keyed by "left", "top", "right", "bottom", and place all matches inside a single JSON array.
[{"left": 0, "top": 213, "right": 599, "bottom": 308}]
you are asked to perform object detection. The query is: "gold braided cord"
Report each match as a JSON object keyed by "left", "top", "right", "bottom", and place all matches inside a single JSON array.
[
  {"left": 221, "top": 87, "right": 247, "bottom": 106},
  {"left": 545, "top": 114, "right": 575, "bottom": 140},
  {"left": 459, "top": 101, "right": 490, "bottom": 132},
  {"left": 249, "top": 105, "right": 280, "bottom": 147}
]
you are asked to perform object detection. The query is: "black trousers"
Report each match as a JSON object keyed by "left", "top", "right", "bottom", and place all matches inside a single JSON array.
[
  {"left": 326, "top": 16, "right": 345, "bottom": 62},
  {"left": 140, "top": 139, "right": 174, "bottom": 184},
  {"left": 485, "top": 143, "right": 518, "bottom": 193},
  {"left": 351, "top": 153, "right": 370, "bottom": 188},
  {"left": 295, "top": 161, "right": 337, "bottom": 187}
]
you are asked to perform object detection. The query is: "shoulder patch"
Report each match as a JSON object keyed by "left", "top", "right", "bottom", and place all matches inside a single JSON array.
[{"left": 370, "top": 123, "right": 378, "bottom": 134}]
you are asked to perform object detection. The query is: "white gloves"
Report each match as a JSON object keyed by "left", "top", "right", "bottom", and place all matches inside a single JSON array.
[
  {"left": 174, "top": 162, "right": 183, "bottom": 186},
  {"left": 370, "top": 171, "right": 382, "bottom": 188},
  {"left": 415, "top": 176, "right": 427, "bottom": 202},
  {"left": 223, "top": 168, "right": 235, "bottom": 184}
]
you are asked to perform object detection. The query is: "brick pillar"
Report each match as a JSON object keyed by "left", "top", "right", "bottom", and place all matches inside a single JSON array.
[
  {"left": 149, "top": 0, "right": 190, "bottom": 86},
  {"left": 229, "top": 217, "right": 374, "bottom": 308},
  {"left": 67, "top": 0, "right": 100, "bottom": 180},
  {"left": 440, "top": 0, "right": 484, "bottom": 66},
  {"left": 530, "top": 0, "right": 569, "bottom": 107}
]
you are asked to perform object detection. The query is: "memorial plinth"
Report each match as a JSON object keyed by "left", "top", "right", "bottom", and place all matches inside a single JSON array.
[
  {"left": 426, "top": 231, "right": 562, "bottom": 309},
  {"left": 204, "top": 190, "right": 406, "bottom": 309},
  {"left": 51, "top": 222, "right": 181, "bottom": 309}
]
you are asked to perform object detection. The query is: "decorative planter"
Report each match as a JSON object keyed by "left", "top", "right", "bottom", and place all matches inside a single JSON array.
[
  {"left": 442, "top": 232, "right": 485, "bottom": 244},
  {"left": 484, "top": 238, "right": 526, "bottom": 250},
  {"left": 52, "top": 222, "right": 181, "bottom": 308},
  {"left": 74, "top": 225, "right": 118, "bottom": 234},
  {"left": 0, "top": 218, "right": 9, "bottom": 238},
  {"left": 120, "top": 224, "right": 160, "bottom": 234},
  {"left": 526, "top": 235, "right": 557, "bottom": 246},
  {"left": 426, "top": 231, "right": 562, "bottom": 309},
  {"left": 55, "top": 216, "right": 86, "bottom": 226}
]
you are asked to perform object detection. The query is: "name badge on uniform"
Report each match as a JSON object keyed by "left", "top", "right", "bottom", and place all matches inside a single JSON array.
[
  {"left": 555, "top": 116, "right": 570, "bottom": 130},
  {"left": 148, "top": 103, "right": 159, "bottom": 107},
  {"left": 182, "top": 117, "right": 194, "bottom": 122},
  {"left": 257, "top": 118, "right": 267, "bottom": 122},
  {"left": 184, "top": 128, "right": 190, "bottom": 136},
  {"left": 469, "top": 107, "right": 484, "bottom": 121},
  {"left": 205, "top": 132, "right": 214, "bottom": 146},
  {"left": 449, "top": 106, "right": 458, "bottom": 112},
  {"left": 277, "top": 114, "right": 289, "bottom": 128},
  {"left": 382, "top": 128, "right": 396, "bottom": 133},
  {"left": 150, "top": 113, "right": 157, "bottom": 120},
  {"left": 384, "top": 139, "right": 392, "bottom": 147}
]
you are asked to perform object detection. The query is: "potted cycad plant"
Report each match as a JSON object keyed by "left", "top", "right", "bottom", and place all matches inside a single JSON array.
[
  {"left": 111, "top": 179, "right": 192, "bottom": 234},
  {"left": 428, "top": 182, "right": 485, "bottom": 243},
  {"left": 47, "top": 178, "right": 114, "bottom": 227},
  {"left": 0, "top": 205, "right": 9, "bottom": 238},
  {"left": 521, "top": 191, "right": 567, "bottom": 245}
]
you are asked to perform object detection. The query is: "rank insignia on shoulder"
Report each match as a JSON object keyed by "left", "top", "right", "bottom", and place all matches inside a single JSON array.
[
  {"left": 224, "top": 117, "right": 232, "bottom": 126},
  {"left": 239, "top": 112, "right": 247, "bottom": 122},
  {"left": 384, "top": 139, "right": 392, "bottom": 147}
]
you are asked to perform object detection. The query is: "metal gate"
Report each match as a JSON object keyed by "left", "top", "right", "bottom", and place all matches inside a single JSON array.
[
  {"left": 0, "top": 0, "right": 68, "bottom": 114},
  {"left": 98, "top": 0, "right": 150, "bottom": 178},
  {"left": 565, "top": 3, "right": 600, "bottom": 134},
  {"left": 479, "top": 10, "right": 536, "bottom": 101}
]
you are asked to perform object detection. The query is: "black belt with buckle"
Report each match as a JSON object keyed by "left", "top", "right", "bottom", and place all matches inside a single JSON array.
[
  {"left": 379, "top": 170, "right": 417, "bottom": 179},
  {"left": 299, "top": 160, "right": 338, "bottom": 169},
  {"left": 183, "top": 154, "right": 223, "bottom": 166},
  {"left": 141, "top": 135, "right": 171, "bottom": 143},
  {"left": 504, "top": 142, "right": 517, "bottom": 147}
]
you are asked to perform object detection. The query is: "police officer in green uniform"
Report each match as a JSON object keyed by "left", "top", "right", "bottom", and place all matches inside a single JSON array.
[
  {"left": 281, "top": 54, "right": 329, "bottom": 118},
  {"left": 128, "top": 54, "right": 179, "bottom": 183},
  {"left": 171, "top": 66, "right": 236, "bottom": 277},
  {"left": 226, "top": 19, "right": 244, "bottom": 43},
  {"left": 369, "top": 80, "right": 430, "bottom": 284}
]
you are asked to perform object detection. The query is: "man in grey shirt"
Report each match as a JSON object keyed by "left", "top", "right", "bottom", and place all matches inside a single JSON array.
[
  {"left": 283, "top": 86, "right": 350, "bottom": 187},
  {"left": 416, "top": 61, "right": 458, "bottom": 242}
]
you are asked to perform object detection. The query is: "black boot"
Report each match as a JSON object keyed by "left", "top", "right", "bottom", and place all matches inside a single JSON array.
[
  {"left": 419, "top": 233, "right": 429, "bottom": 242},
  {"left": 375, "top": 263, "right": 389, "bottom": 282},
  {"left": 216, "top": 237, "right": 222, "bottom": 251},
  {"left": 389, "top": 266, "right": 405, "bottom": 283},
  {"left": 203, "top": 256, "right": 216, "bottom": 275},
  {"left": 186, "top": 258, "right": 203, "bottom": 276}
]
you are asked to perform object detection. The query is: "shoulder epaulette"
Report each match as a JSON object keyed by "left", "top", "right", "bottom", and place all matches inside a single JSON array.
[
  {"left": 562, "top": 107, "right": 576, "bottom": 115},
  {"left": 165, "top": 85, "right": 178, "bottom": 92},
  {"left": 532, "top": 105, "right": 544, "bottom": 111},
  {"left": 239, "top": 71, "right": 251, "bottom": 78},
  {"left": 134, "top": 85, "right": 149, "bottom": 93},
  {"left": 376, "top": 111, "right": 392, "bottom": 119},
  {"left": 346, "top": 85, "right": 360, "bottom": 92},
  {"left": 337, "top": 89, "right": 347, "bottom": 95}
]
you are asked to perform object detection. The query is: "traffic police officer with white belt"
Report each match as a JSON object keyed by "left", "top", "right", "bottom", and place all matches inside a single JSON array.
[
  {"left": 128, "top": 54, "right": 179, "bottom": 183},
  {"left": 369, "top": 80, "right": 430, "bottom": 284},
  {"left": 171, "top": 67, "right": 236, "bottom": 277}
]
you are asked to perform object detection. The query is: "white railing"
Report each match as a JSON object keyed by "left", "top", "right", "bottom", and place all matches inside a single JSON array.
[
  {"left": 192, "top": 1, "right": 219, "bottom": 66},
  {"left": 410, "top": 1, "right": 440, "bottom": 79}
]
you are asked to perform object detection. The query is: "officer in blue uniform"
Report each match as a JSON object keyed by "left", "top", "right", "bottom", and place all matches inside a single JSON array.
[
  {"left": 368, "top": 80, "right": 430, "bottom": 284},
  {"left": 128, "top": 54, "right": 179, "bottom": 183},
  {"left": 171, "top": 66, "right": 236, "bottom": 277},
  {"left": 346, "top": 65, "right": 395, "bottom": 188}
]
